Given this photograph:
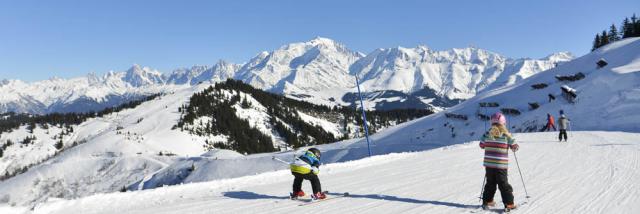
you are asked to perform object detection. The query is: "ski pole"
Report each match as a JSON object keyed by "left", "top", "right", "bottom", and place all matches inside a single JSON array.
[
  {"left": 479, "top": 175, "right": 486, "bottom": 202},
  {"left": 569, "top": 121, "right": 573, "bottom": 138},
  {"left": 272, "top": 156, "right": 290, "bottom": 165},
  {"left": 512, "top": 150, "right": 530, "bottom": 200}
]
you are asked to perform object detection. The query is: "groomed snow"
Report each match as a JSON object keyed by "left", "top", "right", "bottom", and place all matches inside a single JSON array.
[{"left": 25, "top": 131, "right": 640, "bottom": 214}]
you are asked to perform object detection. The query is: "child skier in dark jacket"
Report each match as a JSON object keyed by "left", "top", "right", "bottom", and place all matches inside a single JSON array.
[
  {"left": 480, "top": 112, "right": 519, "bottom": 210},
  {"left": 290, "top": 148, "right": 325, "bottom": 199}
]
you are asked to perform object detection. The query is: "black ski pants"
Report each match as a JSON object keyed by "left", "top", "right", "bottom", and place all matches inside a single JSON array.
[
  {"left": 483, "top": 167, "right": 514, "bottom": 205},
  {"left": 559, "top": 129, "right": 568, "bottom": 141},
  {"left": 292, "top": 172, "right": 321, "bottom": 194}
]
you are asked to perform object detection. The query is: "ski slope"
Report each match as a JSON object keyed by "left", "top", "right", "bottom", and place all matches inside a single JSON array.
[{"left": 17, "top": 131, "right": 640, "bottom": 214}]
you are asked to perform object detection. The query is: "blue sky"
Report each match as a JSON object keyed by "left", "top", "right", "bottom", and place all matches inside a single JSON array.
[{"left": 1, "top": 0, "right": 638, "bottom": 81}]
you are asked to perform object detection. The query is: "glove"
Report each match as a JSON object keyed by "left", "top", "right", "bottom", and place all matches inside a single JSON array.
[
  {"left": 511, "top": 144, "right": 519, "bottom": 152},
  {"left": 479, "top": 142, "right": 485, "bottom": 149},
  {"left": 311, "top": 167, "right": 319, "bottom": 175}
]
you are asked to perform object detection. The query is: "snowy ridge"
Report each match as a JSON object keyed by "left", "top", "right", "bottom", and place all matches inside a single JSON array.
[
  {"left": 350, "top": 46, "right": 573, "bottom": 101},
  {"left": 0, "top": 68, "right": 177, "bottom": 114},
  {"left": 166, "top": 60, "right": 241, "bottom": 85},
  {"left": 0, "top": 60, "right": 240, "bottom": 114}
]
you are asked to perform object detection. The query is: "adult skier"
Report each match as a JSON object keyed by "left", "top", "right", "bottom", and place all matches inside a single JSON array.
[
  {"left": 289, "top": 148, "right": 326, "bottom": 200},
  {"left": 542, "top": 113, "right": 556, "bottom": 131},
  {"left": 480, "top": 112, "right": 519, "bottom": 210},
  {"left": 558, "top": 114, "right": 570, "bottom": 142}
]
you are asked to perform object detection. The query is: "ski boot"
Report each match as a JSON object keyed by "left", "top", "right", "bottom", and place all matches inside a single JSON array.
[
  {"left": 504, "top": 203, "right": 517, "bottom": 212},
  {"left": 290, "top": 190, "right": 305, "bottom": 199},
  {"left": 311, "top": 191, "right": 326, "bottom": 200},
  {"left": 481, "top": 201, "right": 496, "bottom": 210}
]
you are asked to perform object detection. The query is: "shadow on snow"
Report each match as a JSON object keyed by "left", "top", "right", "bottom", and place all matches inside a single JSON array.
[
  {"left": 223, "top": 191, "right": 476, "bottom": 210},
  {"left": 223, "top": 191, "right": 290, "bottom": 200},
  {"left": 338, "top": 192, "right": 477, "bottom": 209}
]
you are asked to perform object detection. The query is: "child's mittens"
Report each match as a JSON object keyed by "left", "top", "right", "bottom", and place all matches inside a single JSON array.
[
  {"left": 511, "top": 144, "right": 519, "bottom": 152},
  {"left": 311, "top": 166, "right": 319, "bottom": 174}
]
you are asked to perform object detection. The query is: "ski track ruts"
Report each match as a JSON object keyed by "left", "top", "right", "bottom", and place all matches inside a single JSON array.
[
  {"left": 522, "top": 132, "right": 638, "bottom": 214},
  {"left": 527, "top": 135, "right": 599, "bottom": 213},
  {"left": 502, "top": 135, "right": 583, "bottom": 214},
  {"left": 573, "top": 133, "right": 618, "bottom": 213}
]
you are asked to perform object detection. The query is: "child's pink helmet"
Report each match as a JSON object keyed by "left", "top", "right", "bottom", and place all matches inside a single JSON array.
[{"left": 491, "top": 112, "right": 507, "bottom": 125}]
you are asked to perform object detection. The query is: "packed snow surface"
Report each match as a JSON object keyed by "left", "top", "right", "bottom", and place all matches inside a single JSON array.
[{"left": 15, "top": 131, "right": 640, "bottom": 214}]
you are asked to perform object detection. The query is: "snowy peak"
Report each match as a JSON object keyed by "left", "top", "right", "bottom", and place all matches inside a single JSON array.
[
  {"left": 123, "top": 64, "right": 165, "bottom": 87},
  {"left": 166, "top": 60, "right": 241, "bottom": 85},
  {"left": 206, "top": 60, "right": 241, "bottom": 82},
  {"left": 307, "top": 36, "right": 337, "bottom": 46},
  {"left": 541, "top": 51, "right": 574, "bottom": 62},
  {"left": 235, "top": 37, "right": 363, "bottom": 93},
  {"left": 166, "top": 65, "right": 210, "bottom": 85}
]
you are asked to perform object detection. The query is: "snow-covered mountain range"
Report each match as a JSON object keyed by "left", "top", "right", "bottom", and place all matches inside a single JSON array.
[
  {"left": 0, "top": 37, "right": 572, "bottom": 114},
  {"left": 0, "top": 65, "right": 172, "bottom": 114}
]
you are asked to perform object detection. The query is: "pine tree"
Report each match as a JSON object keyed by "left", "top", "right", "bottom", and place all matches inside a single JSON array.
[
  {"left": 592, "top": 34, "right": 601, "bottom": 51},
  {"left": 27, "top": 122, "right": 36, "bottom": 134},
  {"left": 635, "top": 15, "right": 640, "bottom": 37},
  {"left": 608, "top": 24, "right": 620, "bottom": 42},
  {"left": 622, "top": 17, "right": 632, "bottom": 38},
  {"left": 633, "top": 14, "right": 639, "bottom": 37},
  {"left": 600, "top": 31, "right": 609, "bottom": 47},
  {"left": 241, "top": 96, "right": 251, "bottom": 109}
]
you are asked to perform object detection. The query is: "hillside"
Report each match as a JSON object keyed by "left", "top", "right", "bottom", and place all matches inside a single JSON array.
[
  {"left": 0, "top": 79, "right": 430, "bottom": 206},
  {"left": 14, "top": 131, "right": 640, "bottom": 214},
  {"left": 175, "top": 79, "right": 432, "bottom": 154}
]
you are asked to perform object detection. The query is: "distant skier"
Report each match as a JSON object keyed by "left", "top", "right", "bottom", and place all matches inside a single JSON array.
[
  {"left": 479, "top": 112, "right": 519, "bottom": 210},
  {"left": 541, "top": 113, "right": 556, "bottom": 131},
  {"left": 558, "top": 114, "right": 570, "bottom": 142},
  {"left": 289, "top": 148, "right": 326, "bottom": 200}
]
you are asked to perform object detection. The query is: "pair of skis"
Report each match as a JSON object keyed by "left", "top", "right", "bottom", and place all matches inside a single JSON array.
[
  {"left": 470, "top": 201, "right": 528, "bottom": 213},
  {"left": 290, "top": 191, "right": 350, "bottom": 206}
]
